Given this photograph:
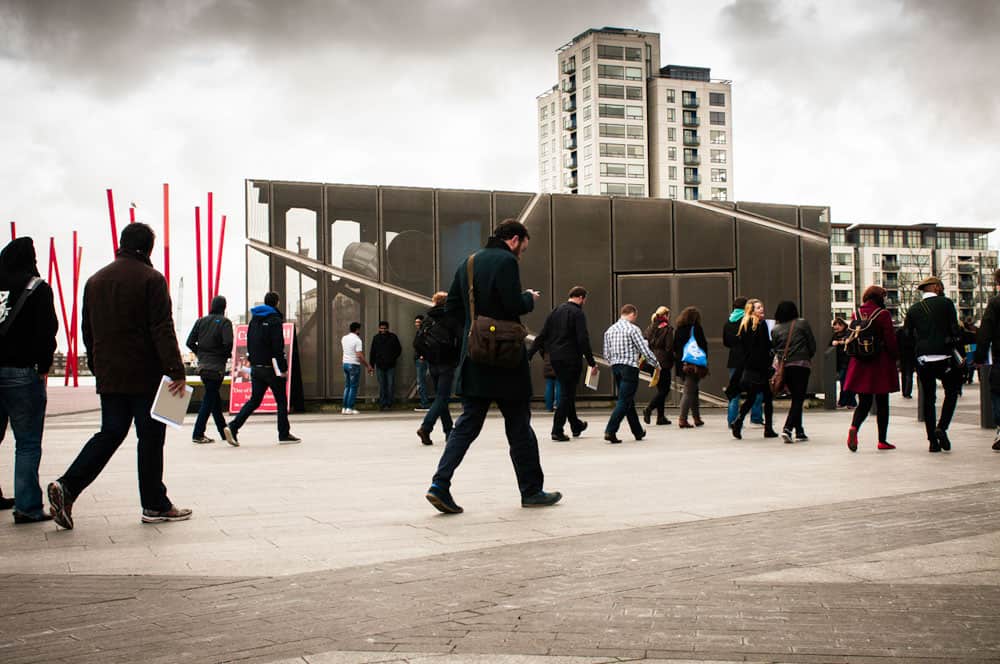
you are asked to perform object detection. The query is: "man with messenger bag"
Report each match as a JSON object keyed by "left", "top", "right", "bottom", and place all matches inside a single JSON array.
[{"left": 425, "top": 220, "right": 562, "bottom": 514}]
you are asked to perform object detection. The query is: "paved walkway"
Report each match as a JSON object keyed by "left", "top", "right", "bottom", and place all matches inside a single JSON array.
[{"left": 0, "top": 389, "right": 997, "bottom": 663}]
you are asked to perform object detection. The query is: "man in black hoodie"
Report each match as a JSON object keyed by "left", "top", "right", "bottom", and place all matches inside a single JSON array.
[
  {"left": 186, "top": 295, "right": 234, "bottom": 444},
  {"left": 0, "top": 237, "right": 59, "bottom": 523},
  {"left": 224, "top": 291, "right": 299, "bottom": 445},
  {"left": 369, "top": 320, "right": 402, "bottom": 410}
]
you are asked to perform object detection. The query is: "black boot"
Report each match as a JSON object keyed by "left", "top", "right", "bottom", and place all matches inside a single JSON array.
[{"left": 642, "top": 407, "right": 651, "bottom": 425}]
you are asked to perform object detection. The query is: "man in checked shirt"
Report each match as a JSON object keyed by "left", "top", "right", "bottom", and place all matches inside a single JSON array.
[{"left": 603, "top": 304, "right": 660, "bottom": 444}]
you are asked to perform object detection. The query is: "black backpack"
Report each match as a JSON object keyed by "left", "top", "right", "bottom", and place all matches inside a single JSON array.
[
  {"left": 845, "top": 308, "right": 885, "bottom": 360},
  {"left": 413, "top": 315, "right": 456, "bottom": 365}
]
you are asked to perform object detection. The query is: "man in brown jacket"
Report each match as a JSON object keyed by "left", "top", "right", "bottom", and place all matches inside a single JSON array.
[{"left": 48, "top": 223, "right": 190, "bottom": 529}]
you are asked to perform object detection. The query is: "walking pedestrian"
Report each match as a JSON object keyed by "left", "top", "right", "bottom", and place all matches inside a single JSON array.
[
  {"left": 529, "top": 286, "right": 596, "bottom": 441},
  {"left": 0, "top": 237, "right": 59, "bottom": 523},
  {"left": 830, "top": 318, "right": 857, "bottom": 407},
  {"left": 896, "top": 324, "right": 916, "bottom": 398},
  {"left": 186, "top": 295, "right": 233, "bottom": 445},
  {"left": 730, "top": 299, "right": 779, "bottom": 440},
  {"left": 370, "top": 321, "right": 402, "bottom": 410},
  {"left": 904, "top": 276, "right": 964, "bottom": 453},
  {"left": 672, "top": 306, "right": 708, "bottom": 429},
  {"left": 770, "top": 301, "right": 817, "bottom": 443},
  {"left": 962, "top": 317, "right": 978, "bottom": 385},
  {"left": 413, "top": 315, "right": 431, "bottom": 411},
  {"left": 724, "top": 297, "right": 763, "bottom": 426},
  {"left": 224, "top": 292, "right": 300, "bottom": 446},
  {"left": 341, "top": 322, "right": 373, "bottom": 414},
  {"left": 425, "top": 220, "right": 560, "bottom": 513},
  {"left": 415, "top": 291, "right": 460, "bottom": 446},
  {"left": 642, "top": 306, "right": 674, "bottom": 426},
  {"left": 602, "top": 304, "right": 659, "bottom": 443},
  {"left": 844, "top": 286, "right": 899, "bottom": 452},
  {"left": 973, "top": 268, "right": 1000, "bottom": 450},
  {"left": 47, "top": 223, "right": 191, "bottom": 530}
]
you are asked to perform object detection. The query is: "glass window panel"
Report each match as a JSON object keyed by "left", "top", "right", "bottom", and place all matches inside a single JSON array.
[
  {"left": 437, "top": 190, "right": 491, "bottom": 291},
  {"left": 246, "top": 180, "right": 270, "bottom": 243},
  {"left": 326, "top": 186, "right": 378, "bottom": 282},
  {"left": 381, "top": 188, "right": 435, "bottom": 295}
]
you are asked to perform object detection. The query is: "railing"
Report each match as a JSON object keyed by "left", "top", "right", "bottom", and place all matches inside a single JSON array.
[
  {"left": 684, "top": 174, "right": 701, "bottom": 185},
  {"left": 684, "top": 156, "right": 701, "bottom": 165},
  {"left": 683, "top": 136, "right": 700, "bottom": 146},
  {"left": 563, "top": 117, "right": 576, "bottom": 131},
  {"left": 682, "top": 96, "right": 699, "bottom": 108},
  {"left": 683, "top": 115, "right": 700, "bottom": 127}
]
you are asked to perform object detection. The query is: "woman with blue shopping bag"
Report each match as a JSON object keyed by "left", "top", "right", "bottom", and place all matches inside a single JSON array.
[{"left": 671, "top": 306, "right": 709, "bottom": 428}]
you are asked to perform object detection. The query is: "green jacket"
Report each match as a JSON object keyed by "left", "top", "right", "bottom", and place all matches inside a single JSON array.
[
  {"left": 444, "top": 238, "right": 534, "bottom": 399},
  {"left": 903, "top": 294, "right": 961, "bottom": 358}
]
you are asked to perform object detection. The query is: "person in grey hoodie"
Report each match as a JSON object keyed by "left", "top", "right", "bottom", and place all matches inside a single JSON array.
[
  {"left": 770, "top": 301, "right": 817, "bottom": 443},
  {"left": 186, "top": 295, "right": 234, "bottom": 444}
]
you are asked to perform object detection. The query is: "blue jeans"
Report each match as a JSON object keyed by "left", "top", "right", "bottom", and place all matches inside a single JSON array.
[
  {"left": 343, "top": 363, "right": 361, "bottom": 409},
  {"left": 421, "top": 364, "right": 454, "bottom": 435},
  {"left": 727, "top": 368, "right": 763, "bottom": 425},
  {"left": 0, "top": 367, "right": 47, "bottom": 518},
  {"left": 544, "top": 378, "right": 562, "bottom": 411},
  {"left": 376, "top": 367, "right": 395, "bottom": 407},
  {"left": 193, "top": 373, "right": 226, "bottom": 439},
  {"left": 415, "top": 359, "right": 430, "bottom": 407},
  {"left": 607, "top": 364, "right": 643, "bottom": 436}
]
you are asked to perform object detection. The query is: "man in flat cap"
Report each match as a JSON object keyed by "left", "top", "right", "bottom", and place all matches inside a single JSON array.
[{"left": 903, "top": 275, "right": 964, "bottom": 453}]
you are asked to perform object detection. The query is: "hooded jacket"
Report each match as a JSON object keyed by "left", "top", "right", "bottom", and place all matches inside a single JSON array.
[
  {"left": 186, "top": 295, "right": 234, "bottom": 375},
  {"left": 0, "top": 238, "right": 59, "bottom": 373},
  {"left": 246, "top": 304, "right": 287, "bottom": 374},
  {"left": 723, "top": 309, "right": 746, "bottom": 369}
]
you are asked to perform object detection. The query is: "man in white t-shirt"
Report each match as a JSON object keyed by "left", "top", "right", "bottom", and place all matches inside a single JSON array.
[{"left": 341, "top": 322, "right": 373, "bottom": 414}]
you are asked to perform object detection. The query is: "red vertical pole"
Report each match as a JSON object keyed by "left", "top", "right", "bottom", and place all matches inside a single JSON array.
[
  {"left": 47, "top": 237, "right": 54, "bottom": 284},
  {"left": 207, "top": 192, "right": 214, "bottom": 304},
  {"left": 195, "top": 206, "right": 204, "bottom": 318},
  {"left": 106, "top": 189, "right": 119, "bottom": 255},
  {"left": 49, "top": 242, "right": 71, "bottom": 386},
  {"left": 9, "top": 222, "right": 14, "bottom": 240},
  {"left": 163, "top": 184, "right": 170, "bottom": 289},
  {"left": 213, "top": 214, "right": 226, "bottom": 298},
  {"left": 69, "top": 231, "right": 80, "bottom": 387},
  {"left": 129, "top": 206, "right": 135, "bottom": 224}
]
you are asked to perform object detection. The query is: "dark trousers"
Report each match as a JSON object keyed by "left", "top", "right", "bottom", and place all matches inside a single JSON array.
[
  {"left": 192, "top": 374, "right": 226, "bottom": 439},
  {"left": 229, "top": 367, "right": 290, "bottom": 437},
  {"left": 917, "top": 359, "right": 963, "bottom": 441},
  {"left": 645, "top": 380, "right": 671, "bottom": 419},
  {"left": 852, "top": 393, "right": 889, "bottom": 442},
  {"left": 551, "top": 359, "right": 584, "bottom": 436},
  {"left": 421, "top": 364, "right": 454, "bottom": 435},
  {"left": 836, "top": 368, "right": 857, "bottom": 407},
  {"left": 738, "top": 382, "right": 774, "bottom": 427},
  {"left": 60, "top": 393, "right": 172, "bottom": 511},
  {"left": 376, "top": 367, "right": 395, "bottom": 407},
  {"left": 431, "top": 397, "right": 543, "bottom": 498},
  {"left": 782, "top": 366, "right": 811, "bottom": 434},
  {"left": 900, "top": 363, "right": 915, "bottom": 398},
  {"left": 606, "top": 364, "right": 642, "bottom": 436}
]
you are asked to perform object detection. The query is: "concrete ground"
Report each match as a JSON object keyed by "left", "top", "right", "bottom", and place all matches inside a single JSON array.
[{"left": 0, "top": 386, "right": 998, "bottom": 663}]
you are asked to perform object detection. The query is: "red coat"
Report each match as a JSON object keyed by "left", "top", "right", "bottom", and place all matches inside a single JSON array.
[{"left": 843, "top": 300, "right": 900, "bottom": 395}]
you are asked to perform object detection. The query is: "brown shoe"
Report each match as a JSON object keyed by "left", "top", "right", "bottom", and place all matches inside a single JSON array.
[
  {"left": 693, "top": 417, "right": 704, "bottom": 427},
  {"left": 417, "top": 428, "right": 433, "bottom": 445},
  {"left": 678, "top": 418, "right": 693, "bottom": 429}
]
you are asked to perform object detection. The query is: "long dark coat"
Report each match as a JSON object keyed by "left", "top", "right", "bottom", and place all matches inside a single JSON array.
[{"left": 444, "top": 238, "right": 534, "bottom": 399}]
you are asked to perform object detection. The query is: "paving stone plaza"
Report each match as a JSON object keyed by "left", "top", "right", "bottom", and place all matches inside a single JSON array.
[{"left": 1, "top": 387, "right": 998, "bottom": 663}]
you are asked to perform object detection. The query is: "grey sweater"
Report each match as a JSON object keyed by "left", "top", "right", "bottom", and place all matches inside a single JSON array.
[{"left": 771, "top": 318, "right": 817, "bottom": 364}]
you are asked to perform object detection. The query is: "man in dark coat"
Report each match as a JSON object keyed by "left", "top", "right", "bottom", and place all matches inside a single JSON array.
[
  {"left": 48, "top": 224, "right": 190, "bottom": 530},
  {"left": 0, "top": 237, "right": 59, "bottom": 523},
  {"left": 529, "top": 285, "right": 596, "bottom": 441},
  {"left": 425, "top": 220, "right": 562, "bottom": 514},
  {"left": 369, "top": 320, "right": 402, "bottom": 410},
  {"left": 225, "top": 292, "right": 299, "bottom": 445},
  {"left": 973, "top": 268, "right": 1000, "bottom": 450},
  {"left": 186, "top": 295, "right": 234, "bottom": 444}
]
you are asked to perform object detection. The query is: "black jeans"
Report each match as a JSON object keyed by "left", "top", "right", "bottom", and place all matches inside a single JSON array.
[
  {"left": 645, "top": 380, "right": 671, "bottom": 419},
  {"left": 899, "top": 363, "right": 915, "bottom": 398},
  {"left": 421, "top": 364, "right": 454, "bottom": 435},
  {"left": 192, "top": 374, "right": 226, "bottom": 439},
  {"left": 59, "top": 393, "right": 172, "bottom": 511},
  {"left": 917, "top": 359, "right": 963, "bottom": 441},
  {"left": 551, "top": 359, "right": 584, "bottom": 436},
  {"left": 738, "top": 382, "right": 774, "bottom": 427},
  {"left": 431, "top": 397, "right": 543, "bottom": 498},
  {"left": 228, "top": 367, "right": 290, "bottom": 437},
  {"left": 852, "top": 393, "right": 889, "bottom": 442},
  {"left": 782, "top": 366, "right": 811, "bottom": 434}
]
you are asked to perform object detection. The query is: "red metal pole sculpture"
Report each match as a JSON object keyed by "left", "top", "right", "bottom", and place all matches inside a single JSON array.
[
  {"left": 163, "top": 183, "right": 170, "bottom": 290},
  {"left": 106, "top": 189, "right": 119, "bottom": 254},
  {"left": 207, "top": 192, "right": 214, "bottom": 305},
  {"left": 213, "top": 214, "right": 226, "bottom": 298},
  {"left": 195, "top": 206, "right": 204, "bottom": 318}
]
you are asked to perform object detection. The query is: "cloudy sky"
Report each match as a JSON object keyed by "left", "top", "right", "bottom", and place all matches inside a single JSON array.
[{"left": 2, "top": 0, "right": 998, "bottom": 340}]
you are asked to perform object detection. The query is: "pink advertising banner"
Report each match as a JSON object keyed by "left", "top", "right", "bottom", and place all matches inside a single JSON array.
[{"left": 229, "top": 322, "right": 295, "bottom": 414}]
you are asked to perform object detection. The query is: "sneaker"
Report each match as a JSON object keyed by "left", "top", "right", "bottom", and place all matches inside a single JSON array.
[
  {"left": 141, "top": 506, "right": 193, "bottom": 523},
  {"left": 993, "top": 428, "right": 1000, "bottom": 451},
  {"left": 346, "top": 408, "right": 359, "bottom": 415},
  {"left": 47, "top": 480, "right": 74, "bottom": 530},
  {"left": 604, "top": 432, "right": 622, "bottom": 444},
  {"left": 571, "top": 421, "right": 588, "bottom": 438},
  {"left": 795, "top": 431, "right": 809, "bottom": 442},
  {"left": 847, "top": 427, "right": 858, "bottom": 453},
  {"left": 13, "top": 511, "right": 54, "bottom": 524},
  {"left": 521, "top": 490, "right": 562, "bottom": 508},
  {"left": 929, "top": 439, "right": 941, "bottom": 453},
  {"left": 656, "top": 417, "right": 671, "bottom": 426},
  {"left": 877, "top": 441, "right": 896, "bottom": 450},
  {"left": 414, "top": 407, "right": 430, "bottom": 413},
  {"left": 551, "top": 433, "right": 571, "bottom": 442},
  {"left": 425, "top": 485, "right": 463, "bottom": 514},
  {"left": 417, "top": 428, "right": 433, "bottom": 446},
  {"left": 763, "top": 428, "right": 779, "bottom": 438},
  {"left": 780, "top": 429, "right": 794, "bottom": 444},
  {"left": 935, "top": 428, "right": 951, "bottom": 452},
  {"left": 192, "top": 436, "right": 214, "bottom": 444},
  {"left": 278, "top": 434, "right": 301, "bottom": 445},
  {"left": 634, "top": 429, "right": 647, "bottom": 441},
  {"left": 223, "top": 426, "right": 239, "bottom": 447}
]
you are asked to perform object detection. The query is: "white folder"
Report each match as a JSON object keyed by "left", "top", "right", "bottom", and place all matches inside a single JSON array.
[{"left": 150, "top": 375, "right": 194, "bottom": 429}]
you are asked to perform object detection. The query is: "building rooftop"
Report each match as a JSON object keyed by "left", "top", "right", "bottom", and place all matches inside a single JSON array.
[
  {"left": 833, "top": 221, "right": 994, "bottom": 236},
  {"left": 558, "top": 26, "right": 658, "bottom": 51}
]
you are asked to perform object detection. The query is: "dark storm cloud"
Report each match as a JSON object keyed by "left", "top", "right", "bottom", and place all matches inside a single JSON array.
[{"left": 0, "top": 0, "right": 658, "bottom": 91}]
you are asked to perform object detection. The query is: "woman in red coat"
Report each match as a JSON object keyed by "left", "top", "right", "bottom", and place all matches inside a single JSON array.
[{"left": 844, "top": 285, "right": 899, "bottom": 451}]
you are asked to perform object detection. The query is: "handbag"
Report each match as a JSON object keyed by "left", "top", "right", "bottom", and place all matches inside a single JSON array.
[
  {"left": 680, "top": 327, "right": 707, "bottom": 367},
  {"left": 464, "top": 255, "right": 528, "bottom": 369},
  {"left": 770, "top": 320, "right": 796, "bottom": 396}
]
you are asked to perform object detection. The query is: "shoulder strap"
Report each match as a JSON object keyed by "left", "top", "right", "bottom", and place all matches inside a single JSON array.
[
  {"left": 780, "top": 320, "right": 796, "bottom": 361},
  {"left": 0, "top": 277, "right": 42, "bottom": 337},
  {"left": 466, "top": 255, "right": 476, "bottom": 321}
]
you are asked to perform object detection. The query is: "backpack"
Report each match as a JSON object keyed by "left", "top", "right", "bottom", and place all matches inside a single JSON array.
[
  {"left": 413, "top": 314, "right": 456, "bottom": 365},
  {"left": 845, "top": 308, "right": 885, "bottom": 360}
]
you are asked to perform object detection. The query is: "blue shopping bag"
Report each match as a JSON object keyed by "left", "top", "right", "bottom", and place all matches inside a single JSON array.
[{"left": 681, "top": 328, "right": 707, "bottom": 367}]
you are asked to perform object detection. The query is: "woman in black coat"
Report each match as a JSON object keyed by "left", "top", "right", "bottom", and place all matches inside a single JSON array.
[
  {"left": 731, "top": 298, "right": 779, "bottom": 440},
  {"left": 671, "top": 306, "right": 708, "bottom": 428}
]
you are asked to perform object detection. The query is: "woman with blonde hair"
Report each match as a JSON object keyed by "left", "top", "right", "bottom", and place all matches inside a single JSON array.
[
  {"left": 642, "top": 305, "right": 674, "bottom": 426},
  {"left": 731, "top": 298, "right": 779, "bottom": 440},
  {"left": 670, "top": 306, "right": 708, "bottom": 428}
]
